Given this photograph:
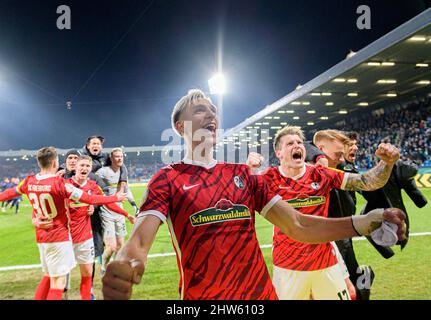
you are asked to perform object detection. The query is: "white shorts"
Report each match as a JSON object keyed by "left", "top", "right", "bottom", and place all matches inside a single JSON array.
[
  {"left": 73, "top": 238, "right": 95, "bottom": 265},
  {"left": 273, "top": 264, "right": 351, "bottom": 300},
  {"left": 331, "top": 241, "right": 350, "bottom": 279},
  {"left": 38, "top": 241, "right": 76, "bottom": 277},
  {"left": 100, "top": 209, "right": 127, "bottom": 240}
]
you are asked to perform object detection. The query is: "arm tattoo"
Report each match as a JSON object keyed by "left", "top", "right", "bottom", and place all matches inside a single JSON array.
[{"left": 344, "top": 161, "right": 393, "bottom": 191}]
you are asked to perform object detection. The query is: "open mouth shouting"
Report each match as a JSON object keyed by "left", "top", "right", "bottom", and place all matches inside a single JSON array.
[
  {"left": 203, "top": 123, "right": 217, "bottom": 134},
  {"left": 291, "top": 149, "right": 304, "bottom": 163}
]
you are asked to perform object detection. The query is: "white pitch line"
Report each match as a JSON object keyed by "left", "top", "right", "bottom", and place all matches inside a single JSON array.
[{"left": 1, "top": 232, "right": 430, "bottom": 272}]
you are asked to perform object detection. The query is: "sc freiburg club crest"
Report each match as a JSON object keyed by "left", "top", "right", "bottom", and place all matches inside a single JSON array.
[
  {"left": 189, "top": 199, "right": 251, "bottom": 227},
  {"left": 234, "top": 176, "right": 245, "bottom": 189}
]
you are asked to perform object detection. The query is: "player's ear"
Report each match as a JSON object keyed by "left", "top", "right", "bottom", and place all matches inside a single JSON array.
[{"left": 175, "top": 121, "right": 184, "bottom": 136}]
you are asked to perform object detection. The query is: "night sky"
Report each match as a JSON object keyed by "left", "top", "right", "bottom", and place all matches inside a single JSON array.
[{"left": 0, "top": 0, "right": 429, "bottom": 150}]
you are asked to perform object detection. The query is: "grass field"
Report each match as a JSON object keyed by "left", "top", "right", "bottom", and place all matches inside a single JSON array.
[{"left": 0, "top": 186, "right": 429, "bottom": 300}]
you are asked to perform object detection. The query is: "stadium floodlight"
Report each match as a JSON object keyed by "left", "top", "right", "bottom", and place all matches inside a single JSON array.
[
  {"left": 208, "top": 73, "right": 226, "bottom": 95},
  {"left": 417, "top": 80, "right": 430, "bottom": 85},
  {"left": 291, "top": 101, "right": 301, "bottom": 105},
  {"left": 348, "top": 92, "right": 358, "bottom": 97},
  {"left": 377, "top": 79, "right": 397, "bottom": 84},
  {"left": 339, "top": 110, "right": 348, "bottom": 114},
  {"left": 307, "top": 122, "right": 314, "bottom": 126},
  {"left": 368, "top": 62, "right": 381, "bottom": 66},
  {"left": 307, "top": 110, "right": 316, "bottom": 114},
  {"left": 293, "top": 116, "right": 300, "bottom": 120},
  {"left": 358, "top": 102, "right": 369, "bottom": 106},
  {"left": 387, "top": 93, "right": 397, "bottom": 97},
  {"left": 347, "top": 78, "right": 358, "bottom": 83},
  {"left": 416, "top": 63, "right": 429, "bottom": 68},
  {"left": 409, "top": 36, "right": 427, "bottom": 42},
  {"left": 381, "top": 62, "right": 395, "bottom": 66},
  {"left": 302, "top": 101, "right": 310, "bottom": 105},
  {"left": 333, "top": 78, "right": 346, "bottom": 82},
  {"left": 325, "top": 102, "right": 334, "bottom": 106},
  {"left": 320, "top": 116, "right": 329, "bottom": 120},
  {"left": 322, "top": 92, "right": 332, "bottom": 96}
]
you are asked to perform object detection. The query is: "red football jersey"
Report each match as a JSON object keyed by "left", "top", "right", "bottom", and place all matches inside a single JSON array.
[
  {"left": 261, "top": 164, "right": 347, "bottom": 271},
  {"left": 16, "top": 174, "right": 72, "bottom": 243},
  {"left": 138, "top": 161, "right": 281, "bottom": 300},
  {"left": 67, "top": 178, "right": 103, "bottom": 244}
]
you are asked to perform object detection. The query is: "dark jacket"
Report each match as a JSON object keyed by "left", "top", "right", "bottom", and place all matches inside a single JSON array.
[
  {"left": 80, "top": 146, "right": 128, "bottom": 182},
  {"left": 361, "top": 159, "right": 428, "bottom": 250}
]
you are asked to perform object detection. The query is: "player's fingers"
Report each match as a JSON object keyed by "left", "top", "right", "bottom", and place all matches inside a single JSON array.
[
  {"left": 102, "top": 282, "right": 132, "bottom": 300},
  {"left": 106, "top": 261, "right": 134, "bottom": 281},
  {"left": 103, "top": 275, "right": 133, "bottom": 294},
  {"left": 130, "top": 259, "right": 145, "bottom": 284}
]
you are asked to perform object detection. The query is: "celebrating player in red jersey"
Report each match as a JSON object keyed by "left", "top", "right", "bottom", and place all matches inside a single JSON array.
[
  {"left": 0, "top": 147, "right": 126, "bottom": 300},
  {"left": 102, "top": 89, "right": 406, "bottom": 300},
  {"left": 66, "top": 155, "right": 135, "bottom": 300},
  {"left": 247, "top": 126, "right": 401, "bottom": 300}
]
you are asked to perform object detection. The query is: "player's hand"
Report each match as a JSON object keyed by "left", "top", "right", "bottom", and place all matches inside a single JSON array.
[
  {"left": 382, "top": 208, "right": 406, "bottom": 241},
  {"left": 127, "top": 215, "right": 136, "bottom": 224},
  {"left": 352, "top": 208, "right": 406, "bottom": 240},
  {"left": 115, "top": 191, "right": 127, "bottom": 202},
  {"left": 246, "top": 152, "right": 264, "bottom": 169},
  {"left": 375, "top": 143, "right": 400, "bottom": 165},
  {"left": 315, "top": 156, "right": 329, "bottom": 167},
  {"left": 102, "top": 259, "right": 145, "bottom": 300},
  {"left": 32, "top": 217, "right": 53, "bottom": 229},
  {"left": 56, "top": 169, "right": 65, "bottom": 178},
  {"left": 87, "top": 205, "right": 95, "bottom": 216}
]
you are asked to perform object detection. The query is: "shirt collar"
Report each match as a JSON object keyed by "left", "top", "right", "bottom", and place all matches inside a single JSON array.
[
  {"left": 278, "top": 164, "right": 306, "bottom": 180},
  {"left": 36, "top": 173, "right": 57, "bottom": 180},
  {"left": 182, "top": 157, "right": 218, "bottom": 169}
]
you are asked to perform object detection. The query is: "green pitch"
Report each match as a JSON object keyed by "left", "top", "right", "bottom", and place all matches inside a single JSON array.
[{"left": 0, "top": 186, "right": 429, "bottom": 300}]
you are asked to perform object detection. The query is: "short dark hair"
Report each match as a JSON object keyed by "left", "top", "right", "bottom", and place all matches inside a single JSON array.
[
  {"left": 346, "top": 131, "right": 359, "bottom": 140},
  {"left": 86, "top": 135, "right": 105, "bottom": 145}
]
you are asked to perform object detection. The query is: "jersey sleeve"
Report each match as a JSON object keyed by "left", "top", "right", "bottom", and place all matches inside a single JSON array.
[
  {"left": 16, "top": 177, "right": 29, "bottom": 195},
  {"left": 321, "top": 166, "right": 349, "bottom": 190},
  {"left": 137, "top": 169, "right": 170, "bottom": 223},
  {"left": 250, "top": 169, "right": 282, "bottom": 217}
]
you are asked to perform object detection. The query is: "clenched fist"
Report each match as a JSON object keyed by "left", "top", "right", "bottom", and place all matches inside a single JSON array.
[
  {"left": 246, "top": 152, "right": 264, "bottom": 169},
  {"left": 375, "top": 143, "right": 400, "bottom": 165},
  {"left": 102, "top": 259, "right": 145, "bottom": 300}
]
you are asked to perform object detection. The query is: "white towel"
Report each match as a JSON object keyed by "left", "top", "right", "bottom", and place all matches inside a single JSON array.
[{"left": 370, "top": 221, "right": 398, "bottom": 246}]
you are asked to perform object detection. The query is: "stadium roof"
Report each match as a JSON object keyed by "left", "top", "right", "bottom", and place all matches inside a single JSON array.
[
  {"left": 0, "top": 145, "right": 182, "bottom": 158},
  {"left": 222, "top": 8, "right": 431, "bottom": 145}
]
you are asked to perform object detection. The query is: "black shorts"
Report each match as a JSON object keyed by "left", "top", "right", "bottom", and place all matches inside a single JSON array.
[{"left": 91, "top": 207, "right": 104, "bottom": 257}]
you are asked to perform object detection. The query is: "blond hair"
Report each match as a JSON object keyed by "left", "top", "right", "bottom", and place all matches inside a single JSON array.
[
  {"left": 77, "top": 155, "right": 92, "bottom": 163},
  {"left": 313, "top": 129, "right": 350, "bottom": 146},
  {"left": 171, "top": 89, "right": 213, "bottom": 135},
  {"left": 110, "top": 147, "right": 124, "bottom": 156},
  {"left": 273, "top": 125, "right": 305, "bottom": 151},
  {"left": 36, "top": 147, "right": 58, "bottom": 169}
]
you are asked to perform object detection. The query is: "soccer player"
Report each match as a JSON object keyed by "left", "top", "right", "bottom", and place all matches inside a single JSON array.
[
  {"left": 96, "top": 148, "right": 139, "bottom": 275},
  {"left": 102, "top": 89, "right": 406, "bottom": 300},
  {"left": 66, "top": 155, "right": 135, "bottom": 300},
  {"left": 247, "top": 126, "right": 400, "bottom": 300},
  {"left": 0, "top": 147, "right": 127, "bottom": 300}
]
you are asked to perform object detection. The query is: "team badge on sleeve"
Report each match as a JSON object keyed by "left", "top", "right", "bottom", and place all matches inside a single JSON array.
[{"left": 311, "top": 182, "right": 320, "bottom": 190}]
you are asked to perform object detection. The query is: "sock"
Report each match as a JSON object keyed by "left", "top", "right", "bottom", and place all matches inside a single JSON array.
[
  {"left": 80, "top": 276, "right": 93, "bottom": 300},
  {"left": 34, "top": 276, "right": 51, "bottom": 300},
  {"left": 46, "top": 288, "right": 63, "bottom": 300}
]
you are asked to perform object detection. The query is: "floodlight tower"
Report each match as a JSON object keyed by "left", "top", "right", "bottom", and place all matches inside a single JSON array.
[{"left": 208, "top": 73, "right": 226, "bottom": 130}]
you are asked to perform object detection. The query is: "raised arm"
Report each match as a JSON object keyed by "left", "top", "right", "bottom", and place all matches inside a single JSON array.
[
  {"left": 102, "top": 214, "right": 161, "bottom": 300},
  {"left": 65, "top": 183, "right": 126, "bottom": 205},
  {"left": 0, "top": 188, "right": 20, "bottom": 202},
  {"left": 265, "top": 200, "right": 406, "bottom": 244},
  {"left": 343, "top": 143, "right": 399, "bottom": 191}
]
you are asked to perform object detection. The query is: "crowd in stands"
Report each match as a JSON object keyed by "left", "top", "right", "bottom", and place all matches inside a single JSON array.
[
  {"left": 1, "top": 97, "right": 430, "bottom": 179},
  {"left": 343, "top": 97, "right": 431, "bottom": 169}
]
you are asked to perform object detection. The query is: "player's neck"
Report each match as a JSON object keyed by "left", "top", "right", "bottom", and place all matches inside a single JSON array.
[
  {"left": 73, "top": 176, "right": 87, "bottom": 185},
  {"left": 39, "top": 168, "right": 57, "bottom": 176},
  {"left": 279, "top": 163, "right": 305, "bottom": 178},
  {"left": 186, "top": 145, "right": 215, "bottom": 164},
  {"left": 110, "top": 165, "right": 120, "bottom": 172}
]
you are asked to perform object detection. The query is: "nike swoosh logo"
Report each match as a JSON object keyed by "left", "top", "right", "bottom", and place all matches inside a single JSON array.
[
  {"left": 278, "top": 185, "right": 290, "bottom": 190},
  {"left": 183, "top": 184, "right": 201, "bottom": 191}
]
